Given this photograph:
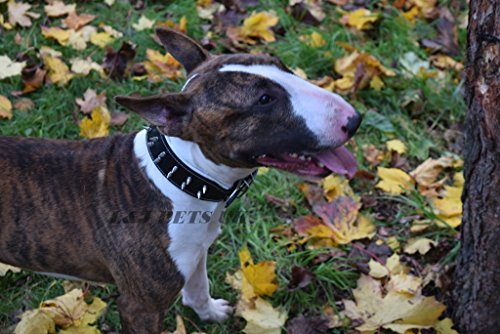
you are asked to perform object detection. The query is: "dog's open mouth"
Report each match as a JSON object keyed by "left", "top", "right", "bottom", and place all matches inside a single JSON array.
[{"left": 255, "top": 146, "right": 357, "bottom": 179}]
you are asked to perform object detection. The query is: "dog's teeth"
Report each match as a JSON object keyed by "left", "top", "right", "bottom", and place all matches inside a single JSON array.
[
  {"left": 318, "top": 162, "right": 325, "bottom": 168},
  {"left": 290, "top": 153, "right": 298, "bottom": 158},
  {"left": 299, "top": 155, "right": 306, "bottom": 160},
  {"left": 306, "top": 156, "right": 312, "bottom": 161},
  {"left": 259, "top": 154, "right": 266, "bottom": 158}
]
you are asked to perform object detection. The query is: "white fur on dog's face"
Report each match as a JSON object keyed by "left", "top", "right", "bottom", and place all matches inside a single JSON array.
[{"left": 219, "top": 64, "right": 358, "bottom": 148}]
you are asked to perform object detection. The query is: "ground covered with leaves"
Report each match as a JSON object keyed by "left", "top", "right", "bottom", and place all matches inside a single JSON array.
[{"left": 0, "top": 0, "right": 467, "bottom": 333}]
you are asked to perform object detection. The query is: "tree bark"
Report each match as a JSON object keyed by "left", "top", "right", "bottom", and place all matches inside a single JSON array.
[{"left": 452, "top": 1, "right": 500, "bottom": 333}]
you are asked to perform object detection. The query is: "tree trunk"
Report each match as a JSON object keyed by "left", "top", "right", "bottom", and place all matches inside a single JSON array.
[{"left": 452, "top": 1, "right": 500, "bottom": 333}]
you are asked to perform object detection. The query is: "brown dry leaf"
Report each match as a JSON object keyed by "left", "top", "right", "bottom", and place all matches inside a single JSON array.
[
  {"left": 410, "top": 156, "right": 456, "bottom": 187},
  {"left": 227, "top": 11, "right": 279, "bottom": 45},
  {"left": 42, "top": 55, "right": 73, "bottom": 86},
  {"left": 102, "top": 42, "right": 136, "bottom": 79},
  {"left": 8, "top": 1, "right": 40, "bottom": 28},
  {"left": 341, "top": 9, "right": 379, "bottom": 30},
  {"left": 362, "top": 144, "right": 384, "bottom": 167},
  {"left": 156, "top": 16, "right": 188, "bottom": 34},
  {"left": 17, "top": 65, "right": 46, "bottom": 94},
  {"left": 429, "top": 54, "right": 463, "bottom": 71},
  {"left": 14, "top": 97, "right": 34, "bottom": 112},
  {"left": 289, "top": 0, "right": 325, "bottom": 25},
  {"left": 144, "top": 49, "right": 182, "bottom": 82},
  {"left": 44, "top": 1, "right": 76, "bottom": 17},
  {"left": 0, "top": 95, "right": 13, "bottom": 120},
  {"left": 63, "top": 11, "right": 95, "bottom": 30},
  {"left": 0, "top": 55, "right": 26, "bottom": 80},
  {"left": 76, "top": 88, "right": 107, "bottom": 115},
  {"left": 79, "top": 106, "right": 111, "bottom": 139}
]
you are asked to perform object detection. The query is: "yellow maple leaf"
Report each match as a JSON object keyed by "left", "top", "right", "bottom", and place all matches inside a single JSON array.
[
  {"left": 376, "top": 167, "right": 415, "bottom": 195},
  {"left": 144, "top": 49, "right": 182, "bottom": 82},
  {"left": 432, "top": 184, "right": 462, "bottom": 228},
  {"left": 386, "top": 139, "right": 407, "bottom": 154},
  {"left": 42, "top": 27, "right": 71, "bottom": 45},
  {"left": 90, "top": 31, "right": 114, "bottom": 48},
  {"left": 80, "top": 106, "right": 111, "bottom": 139},
  {"left": 300, "top": 31, "right": 326, "bottom": 48},
  {"left": 239, "top": 247, "right": 278, "bottom": 297},
  {"left": 237, "top": 297, "right": 287, "bottom": 334},
  {"left": 333, "top": 50, "right": 395, "bottom": 93},
  {"left": 0, "top": 94, "right": 13, "bottom": 120},
  {"left": 435, "top": 318, "right": 459, "bottom": 334},
  {"left": 44, "top": 1, "right": 76, "bottom": 17},
  {"left": 132, "top": 15, "right": 155, "bottom": 31},
  {"left": 42, "top": 55, "right": 73, "bottom": 86},
  {"left": 0, "top": 55, "right": 26, "bottom": 80},
  {"left": 401, "top": 6, "right": 420, "bottom": 23},
  {"left": 237, "top": 11, "right": 279, "bottom": 44},
  {"left": 322, "top": 175, "right": 355, "bottom": 202},
  {"left": 344, "top": 274, "right": 445, "bottom": 333},
  {"left": 344, "top": 9, "right": 379, "bottom": 30},
  {"left": 404, "top": 237, "right": 437, "bottom": 255},
  {"left": 14, "top": 289, "right": 106, "bottom": 334}
]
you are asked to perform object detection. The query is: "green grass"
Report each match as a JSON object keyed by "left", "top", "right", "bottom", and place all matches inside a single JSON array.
[{"left": 0, "top": 0, "right": 466, "bottom": 333}]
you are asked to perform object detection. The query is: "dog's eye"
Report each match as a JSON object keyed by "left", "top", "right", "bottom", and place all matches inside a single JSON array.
[{"left": 258, "top": 94, "right": 273, "bottom": 105}]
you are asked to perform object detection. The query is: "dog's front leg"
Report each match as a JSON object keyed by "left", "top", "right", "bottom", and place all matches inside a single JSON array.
[
  {"left": 181, "top": 250, "right": 233, "bottom": 322},
  {"left": 117, "top": 294, "right": 167, "bottom": 334}
]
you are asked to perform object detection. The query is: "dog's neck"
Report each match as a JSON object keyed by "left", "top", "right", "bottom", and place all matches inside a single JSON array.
[
  {"left": 165, "top": 135, "right": 255, "bottom": 189},
  {"left": 135, "top": 129, "right": 255, "bottom": 195}
]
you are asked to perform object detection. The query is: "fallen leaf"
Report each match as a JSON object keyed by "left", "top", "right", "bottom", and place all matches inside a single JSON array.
[
  {"left": 110, "top": 111, "right": 129, "bottom": 127},
  {"left": 144, "top": 48, "right": 182, "bottom": 82},
  {"left": 300, "top": 31, "right": 326, "bottom": 48},
  {"left": 80, "top": 106, "right": 111, "bottom": 138},
  {"left": 228, "top": 11, "right": 279, "bottom": 45},
  {"left": 362, "top": 144, "right": 384, "bottom": 167},
  {"left": 289, "top": 0, "right": 325, "bottom": 25},
  {"left": 435, "top": 318, "right": 459, "bottom": 334},
  {"left": 63, "top": 11, "right": 95, "bottom": 30},
  {"left": 287, "top": 314, "right": 330, "bottom": 334},
  {"left": 42, "top": 55, "right": 73, "bottom": 86},
  {"left": 0, "top": 262, "right": 20, "bottom": 275},
  {"left": 404, "top": 237, "right": 437, "bottom": 255},
  {"left": 90, "top": 31, "right": 114, "bottom": 48},
  {"left": 342, "top": 9, "right": 379, "bottom": 30},
  {"left": 44, "top": 1, "right": 76, "bottom": 17},
  {"left": 287, "top": 266, "right": 315, "bottom": 291},
  {"left": 313, "top": 197, "right": 376, "bottom": 244},
  {"left": 101, "top": 25, "right": 123, "bottom": 38},
  {"left": 103, "top": 42, "right": 136, "bottom": 79},
  {"left": 16, "top": 65, "right": 46, "bottom": 94},
  {"left": 421, "top": 8, "right": 459, "bottom": 55},
  {"left": 8, "top": 1, "right": 40, "bottom": 27},
  {"left": 239, "top": 247, "right": 279, "bottom": 297},
  {"left": 15, "top": 289, "right": 106, "bottom": 333},
  {"left": 14, "top": 97, "right": 34, "bottom": 112},
  {"left": 76, "top": 89, "right": 107, "bottom": 115},
  {"left": 386, "top": 139, "right": 407, "bottom": 155},
  {"left": 376, "top": 167, "right": 415, "bottom": 195},
  {"left": 132, "top": 15, "right": 155, "bottom": 31},
  {"left": 321, "top": 175, "right": 355, "bottom": 202},
  {"left": 344, "top": 274, "right": 445, "bottom": 333},
  {"left": 432, "top": 184, "right": 462, "bottom": 228},
  {"left": 0, "top": 55, "right": 26, "bottom": 80},
  {"left": 41, "top": 26, "right": 72, "bottom": 45},
  {"left": 0, "top": 95, "right": 13, "bottom": 120},
  {"left": 237, "top": 297, "right": 287, "bottom": 334},
  {"left": 0, "top": 12, "right": 13, "bottom": 29},
  {"left": 70, "top": 58, "right": 104, "bottom": 76},
  {"left": 410, "top": 156, "right": 456, "bottom": 187},
  {"left": 429, "top": 54, "right": 463, "bottom": 71}
]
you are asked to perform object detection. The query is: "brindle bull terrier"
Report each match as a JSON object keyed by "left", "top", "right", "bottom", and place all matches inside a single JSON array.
[{"left": 0, "top": 28, "right": 361, "bottom": 333}]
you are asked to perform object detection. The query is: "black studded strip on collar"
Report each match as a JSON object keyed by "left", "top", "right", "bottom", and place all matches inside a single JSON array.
[{"left": 146, "top": 127, "right": 256, "bottom": 206}]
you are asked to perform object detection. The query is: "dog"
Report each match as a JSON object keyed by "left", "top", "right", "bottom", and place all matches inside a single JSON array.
[{"left": 0, "top": 28, "right": 361, "bottom": 333}]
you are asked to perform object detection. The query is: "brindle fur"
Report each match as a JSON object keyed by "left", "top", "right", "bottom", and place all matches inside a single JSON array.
[{"left": 0, "top": 134, "right": 183, "bottom": 333}]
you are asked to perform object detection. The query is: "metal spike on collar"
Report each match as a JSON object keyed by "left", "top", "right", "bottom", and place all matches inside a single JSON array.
[
  {"left": 197, "top": 191, "right": 202, "bottom": 199},
  {"left": 185, "top": 176, "right": 192, "bottom": 185},
  {"left": 167, "top": 165, "right": 178, "bottom": 179},
  {"left": 202, "top": 185, "right": 207, "bottom": 194},
  {"left": 181, "top": 182, "right": 186, "bottom": 190}
]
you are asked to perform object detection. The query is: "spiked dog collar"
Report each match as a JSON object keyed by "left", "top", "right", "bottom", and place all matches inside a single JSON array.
[{"left": 146, "top": 127, "right": 256, "bottom": 206}]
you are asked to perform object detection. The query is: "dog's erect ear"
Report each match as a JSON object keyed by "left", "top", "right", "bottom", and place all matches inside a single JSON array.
[
  {"left": 115, "top": 94, "right": 191, "bottom": 136},
  {"left": 155, "top": 28, "right": 209, "bottom": 74}
]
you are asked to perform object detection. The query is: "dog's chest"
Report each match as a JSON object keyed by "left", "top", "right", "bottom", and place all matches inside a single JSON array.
[{"left": 134, "top": 130, "right": 225, "bottom": 280}]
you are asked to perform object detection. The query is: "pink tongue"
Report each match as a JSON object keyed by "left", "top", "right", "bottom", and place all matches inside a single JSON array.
[{"left": 315, "top": 146, "right": 357, "bottom": 179}]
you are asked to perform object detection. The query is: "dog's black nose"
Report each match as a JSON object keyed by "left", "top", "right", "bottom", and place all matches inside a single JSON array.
[{"left": 343, "top": 112, "right": 362, "bottom": 138}]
